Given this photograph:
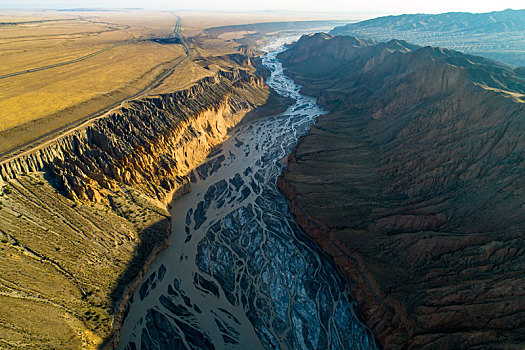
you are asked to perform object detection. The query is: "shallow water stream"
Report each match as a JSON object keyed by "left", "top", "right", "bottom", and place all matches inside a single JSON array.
[{"left": 118, "top": 39, "right": 376, "bottom": 350}]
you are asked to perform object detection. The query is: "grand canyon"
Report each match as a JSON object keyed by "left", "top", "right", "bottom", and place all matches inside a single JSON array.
[{"left": 0, "top": 2, "right": 523, "bottom": 350}]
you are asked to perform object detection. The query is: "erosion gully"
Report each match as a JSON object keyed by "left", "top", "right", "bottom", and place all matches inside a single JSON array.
[{"left": 118, "top": 38, "right": 377, "bottom": 350}]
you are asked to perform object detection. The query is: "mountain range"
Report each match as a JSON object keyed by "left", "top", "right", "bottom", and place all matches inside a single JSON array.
[
  {"left": 278, "top": 32, "right": 525, "bottom": 348},
  {"left": 330, "top": 9, "right": 525, "bottom": 66}
]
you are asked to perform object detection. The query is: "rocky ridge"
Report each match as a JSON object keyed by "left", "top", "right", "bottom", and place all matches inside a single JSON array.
[{"left": 278, "top": 33, "right": 525, "bottom": 348}]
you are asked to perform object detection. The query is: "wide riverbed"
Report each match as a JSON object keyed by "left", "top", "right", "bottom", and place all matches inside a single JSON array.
[{"left": 118, "top": 39, "right": 376, "bottom": 349}]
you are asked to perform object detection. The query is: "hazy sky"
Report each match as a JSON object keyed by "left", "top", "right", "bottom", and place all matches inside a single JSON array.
[{"left": 0, "top": 0, "right": 523, "bottom": 15}]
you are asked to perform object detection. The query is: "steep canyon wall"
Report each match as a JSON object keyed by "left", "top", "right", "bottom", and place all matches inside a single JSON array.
[{"left": 0, "top": 64, "right": 270, "bottom": 349}]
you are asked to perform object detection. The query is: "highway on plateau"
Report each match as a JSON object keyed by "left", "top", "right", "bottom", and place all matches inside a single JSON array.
[{"left": 0, "top": 14, "right": 190, "bottom": 163}]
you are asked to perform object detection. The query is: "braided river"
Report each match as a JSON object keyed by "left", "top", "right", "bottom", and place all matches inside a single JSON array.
[{"left": 118, "top": 39, "right": 377, "bottom": 350}]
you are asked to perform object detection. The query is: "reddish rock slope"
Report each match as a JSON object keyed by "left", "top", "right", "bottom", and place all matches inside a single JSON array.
[{"left": 278, "top": 33, "right": 525, "bottom": 348}]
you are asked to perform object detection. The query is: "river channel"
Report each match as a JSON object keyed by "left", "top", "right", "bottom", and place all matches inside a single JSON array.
[{"left": 118, "top": 39, "right": 377, "bottom": 350}]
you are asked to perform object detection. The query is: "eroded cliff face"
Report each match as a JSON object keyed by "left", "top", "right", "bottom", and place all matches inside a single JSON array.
[
  {"left": 0, "top": 65, "right": 269, "bottom": 348},
  {"left": 278, "top": 33, "right": 525, "bottom": 348},
  {"left": 1, "top": 69, "right": 265, "bottom": 204}
]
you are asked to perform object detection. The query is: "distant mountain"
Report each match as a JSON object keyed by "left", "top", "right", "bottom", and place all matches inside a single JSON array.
[
  {"left": 278, "top": 33, "right": 525, "bottom": 348},
  {"left": 330, "top": 9, "right": 525, "bottom": 66}
]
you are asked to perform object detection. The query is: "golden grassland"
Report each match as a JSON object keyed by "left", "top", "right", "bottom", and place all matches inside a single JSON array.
[
  {"left": 149, "top": 58, "right": 216, "bottom": 95},
  {"left": 0, "top": 10, "right": 189, "bottom": 154},
  {"left": 0, "top": 11, "right": 178, "bottom": 74},
  {"left": 0, "top": 42, "right": 185, "bottom": 129}
]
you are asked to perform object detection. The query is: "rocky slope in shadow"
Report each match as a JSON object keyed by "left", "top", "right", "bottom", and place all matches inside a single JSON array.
[
  {"left": 0, "top": 55, "right": 283, "bottom": 348},
  {"left": 278, "top": 33, "right": 525, "bottom": 348}
]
